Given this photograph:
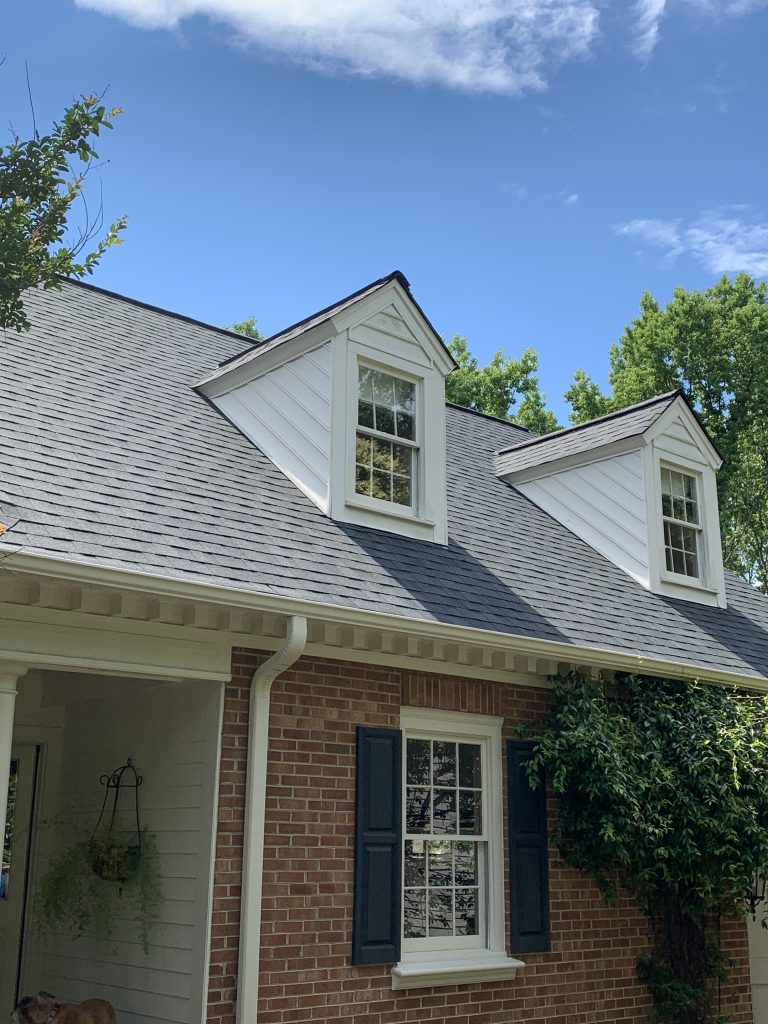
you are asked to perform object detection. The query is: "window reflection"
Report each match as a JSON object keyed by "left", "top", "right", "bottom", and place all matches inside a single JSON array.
[{"left": 403, "top": 738, "right": 483, "bottom": 940}]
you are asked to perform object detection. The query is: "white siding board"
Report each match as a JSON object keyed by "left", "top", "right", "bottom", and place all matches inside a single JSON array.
[
  {"left": 518, "top": 451, "right": 650, "bottom": 586},
  {"left": 214, "top": 342, "right": 332, "bottom": 512}
]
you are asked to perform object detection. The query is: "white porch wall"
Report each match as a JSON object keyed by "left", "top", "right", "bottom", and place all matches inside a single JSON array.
[{"left": 23, "top": 677, "right": 222, "bottom": 1024}]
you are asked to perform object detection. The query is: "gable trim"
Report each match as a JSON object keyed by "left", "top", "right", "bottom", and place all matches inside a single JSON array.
[
  {"left": 646, "top": 395, "right": 722, "bottom": 470},
  {"left": 198, "top": 272, "right": 456, "bottom": 396}
]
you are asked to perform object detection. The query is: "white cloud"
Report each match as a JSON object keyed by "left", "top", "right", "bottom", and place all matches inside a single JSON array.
[
  {"left": 564, "top": 192, "right": 579, "bottom": 205},
  {"left": 631, "top": 0, "right": 666, "bottom": 60},
  {"left": 686, "top": 209, "right": 768, "bottom": 276},
  {"left": 615, "top": 218, "right": 683, "bottom": 262},
  {"left": 614, "top": 209, "right": 768, "bottom": 277},
  {"left": 72, "top": 0, "right": 768, "bottom": 90},
  {"left": 74, "top": 0, "right": 601, "bottom": 94}
]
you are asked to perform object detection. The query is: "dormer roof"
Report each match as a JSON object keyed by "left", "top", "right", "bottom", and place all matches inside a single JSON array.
[
  {"left": 198, "top": 270, "right": 456, "bottom": 396},
  {"left": 495, "top": 390, "right": 722, "bottom": 482}
]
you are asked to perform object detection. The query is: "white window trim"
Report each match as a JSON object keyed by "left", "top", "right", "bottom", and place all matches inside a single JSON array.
[
  {"left": 328, "top": 333, "right": 449, "bottom": 544},
  {"left": 393, "top": 707, "right": 523, "bottom": 990},
  {"left": 643, "top": 446, "right": 726, "bottom": 608},
  {"left": 659, "top": 464, "right": 705, "bottom": 585},
  {"left": 349, "top": 356, "right": 424, "bottom": 517}
]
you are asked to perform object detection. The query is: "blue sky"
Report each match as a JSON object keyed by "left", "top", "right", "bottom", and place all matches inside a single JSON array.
[{"left": 4, "top": 0, "right": 768, "bottom": 421}]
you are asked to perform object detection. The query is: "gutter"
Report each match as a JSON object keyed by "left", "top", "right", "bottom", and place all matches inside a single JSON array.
[
  {"left": 238, "top": 615, "right": 308, "bottom": 1024},
  {"left": 2, "top": 549, "right": 766, "bottom": 692}
]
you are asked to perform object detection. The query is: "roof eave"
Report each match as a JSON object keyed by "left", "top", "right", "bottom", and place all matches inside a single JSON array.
[{"left": 5, "top": 548, "right": 766, "bottom": 692}]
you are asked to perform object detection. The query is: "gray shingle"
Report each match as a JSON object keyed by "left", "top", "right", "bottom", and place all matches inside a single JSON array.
[
  {"left": 494, "top": 392, "right": 681, "bottom": 476},
  {"left": 2, "top": 281, "right": 767, "bottom": 682}
]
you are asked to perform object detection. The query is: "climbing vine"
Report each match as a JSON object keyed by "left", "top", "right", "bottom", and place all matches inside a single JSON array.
[{"left": 529, "top": 671, "right": 768, "bottom": 1024}]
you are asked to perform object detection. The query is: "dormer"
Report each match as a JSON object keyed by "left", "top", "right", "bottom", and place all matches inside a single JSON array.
[
  {"left": 198, "top": 272, "right": 456, "bottom": 544},
  {"left": 495, "top": 391, "right": 727, "bottom": 608}
]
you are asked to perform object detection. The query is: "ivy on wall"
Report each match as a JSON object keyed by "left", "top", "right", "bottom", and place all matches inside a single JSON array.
[{"left": 529, "top": 671, "right": 768, "bottom": 1024}]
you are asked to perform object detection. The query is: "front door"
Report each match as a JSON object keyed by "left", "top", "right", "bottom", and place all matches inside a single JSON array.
[{"left": 0, "top": 744, "right": 39, "bottom": 1014}]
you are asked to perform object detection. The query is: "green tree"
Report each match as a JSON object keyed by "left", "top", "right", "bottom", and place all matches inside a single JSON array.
[
  {"left": 531, "top": 670, "right": 768, "bottom": 1024},
  {"left": 227, "top": 316, "right": 264, "bottom": 341},
  {"left": 445, "top": 334, "right": 560, "bottom": 434},
  {"left": 564, "top": 274, "right": 768, "bottom": 592},
  {"left": 0, "top": 94, "right": 126, "bottom": 332}
]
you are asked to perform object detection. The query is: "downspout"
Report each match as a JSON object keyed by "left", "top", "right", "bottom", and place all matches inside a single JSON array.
[{"left": 237, "top": 615, "right": 308, "bottom": 1024}]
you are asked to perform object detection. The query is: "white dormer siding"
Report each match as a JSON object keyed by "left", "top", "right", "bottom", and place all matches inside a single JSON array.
[
  {"left": 214, "top": 344, "right": 333, "bottom": 511},
  {"left": 496, "top": 393, "right": 727, "bottom": 608},
  {"left": 517, "top": 450, "right": 650, "bottom": 587},
  {"left": 199, "top": 273, "right": 454, "bottom": 544}
]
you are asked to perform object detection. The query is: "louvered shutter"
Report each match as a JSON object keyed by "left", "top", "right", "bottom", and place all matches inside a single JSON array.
[
  {"left": 352, "top": 726, "right": 402, "bottom": 965},
  {"left": 507, "top": 739, "right": 551, "bottom": 953}
]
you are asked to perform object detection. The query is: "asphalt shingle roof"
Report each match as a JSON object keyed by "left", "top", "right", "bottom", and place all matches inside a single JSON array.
[
  {"left": 494, "top": 391, "right": 681, "bottom": 476},
  {"left": 2, "top": 281, "right": 768, "bottom": 682}
]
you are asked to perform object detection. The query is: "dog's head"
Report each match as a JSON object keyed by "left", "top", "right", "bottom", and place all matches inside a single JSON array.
[{"left": 11, "top": 992, "right": 58, "bottom": 1024}]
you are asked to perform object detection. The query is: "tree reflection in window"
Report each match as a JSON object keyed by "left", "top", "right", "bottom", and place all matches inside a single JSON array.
[{"left": 403, "top": 738, "right": 482, "bottom": 939}]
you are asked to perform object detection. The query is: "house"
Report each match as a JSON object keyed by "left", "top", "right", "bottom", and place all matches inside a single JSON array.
[{"left": 1, "top": 270, "right": 767, "bottom": 1024}]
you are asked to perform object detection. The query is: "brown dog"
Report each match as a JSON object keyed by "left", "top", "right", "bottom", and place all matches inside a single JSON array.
[{"left": 12, "top": 992, "right": 116, "bottom": 1024}]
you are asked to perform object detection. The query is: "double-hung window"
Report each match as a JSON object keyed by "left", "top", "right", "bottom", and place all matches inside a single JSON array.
[
  {"left": 395, "top": 708, "right": 512, "bottom": 987},
  {"left": 660, "top": 466, "right": 702, "bottom": 579},
  {"left": 403, "top": 735, "right": 485, "bottom": 951},
  {"left": 355, "top": 365, "right": 417, "bottom": 509}
]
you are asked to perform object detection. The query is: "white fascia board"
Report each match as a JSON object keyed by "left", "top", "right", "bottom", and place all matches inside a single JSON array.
[
  {"left": 646, "top": 395, "right": 722, "bottom": 470},
  {"left": 332, "top": 278, "right": 455, "bottom": 377},
  {"left": 198, "top": 324, "right": 335, "bottom": 399},
  {"left": 4, "top": 549, "right": 767, "bottom": 691},
  {"left": 495, "top": 434, "right": 645, "bottom": 484}
]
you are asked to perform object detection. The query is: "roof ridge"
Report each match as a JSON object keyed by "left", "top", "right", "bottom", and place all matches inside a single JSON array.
[
  {"left": 495, "top": 389, "right": 682, "bottom": 456},
  {"left": 59, "top": 277, "right": 258, "bottom": 346}
]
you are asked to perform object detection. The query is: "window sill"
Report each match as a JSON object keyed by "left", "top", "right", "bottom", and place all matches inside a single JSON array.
[
  {"left": 660, "top": 569, "right": 716, "bottom": 593},
  {"left": 345, "top": 495, "right": 435, "bottom": 527},
  {"left": 391, "top": 953, "right": 524, "bottom": 990}
]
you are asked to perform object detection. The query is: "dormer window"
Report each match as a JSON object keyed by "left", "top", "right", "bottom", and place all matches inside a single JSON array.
[
  {"left": 200, "top": 271, "right": 454, "bottom": 544},
  {"left": 660, "top": 467, "right": 701, "bottom": 579},
  {"left": 493, "top": 390, "right": 726, "bottom": 607},
  {"left": 355, "top": 366, "right": 417, "bottom": 508}
]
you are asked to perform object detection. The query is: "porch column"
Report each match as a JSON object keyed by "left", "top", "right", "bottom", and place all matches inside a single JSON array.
[{"left": 0, "top": 664, "right": 27, "bottom": 837}]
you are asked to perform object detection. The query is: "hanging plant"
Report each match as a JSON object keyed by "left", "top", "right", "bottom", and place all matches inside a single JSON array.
[{"left": 34, "top": 758, "right": 163, "bottom": 954}]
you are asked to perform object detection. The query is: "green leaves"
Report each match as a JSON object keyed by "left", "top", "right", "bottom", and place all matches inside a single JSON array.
[
  {"left": 0, "top": 94, "right": 127, "bottom": 332},
  {"left": 532, "top": 671, "right": 768, "bottom": 1023},
  {"left": 444, "top": 334, "right": 561, "bottom": 434},
  {"left": 227, "top": 315, "right": 264, "bottom": 340}
]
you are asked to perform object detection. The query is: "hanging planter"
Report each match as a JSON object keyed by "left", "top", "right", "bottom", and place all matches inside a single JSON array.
[
  {"left": 35, "top": 757, "right": 162, "bottom": 953},
  {"left": 88, "top": 758, "right": 143, "bottom": 884}
]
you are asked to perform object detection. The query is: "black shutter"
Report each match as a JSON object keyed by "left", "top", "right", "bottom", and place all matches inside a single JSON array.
[
  {"left": 507, "top": 739, "right": 550, "bottom": 954},
  {"left": 352, "top": 726, "right": 402, "bottom": 965}
]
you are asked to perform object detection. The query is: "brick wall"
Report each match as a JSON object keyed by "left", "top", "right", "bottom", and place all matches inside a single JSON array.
[{"left": 207, "top": 650, "right": 753, "bottom": 1024}]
